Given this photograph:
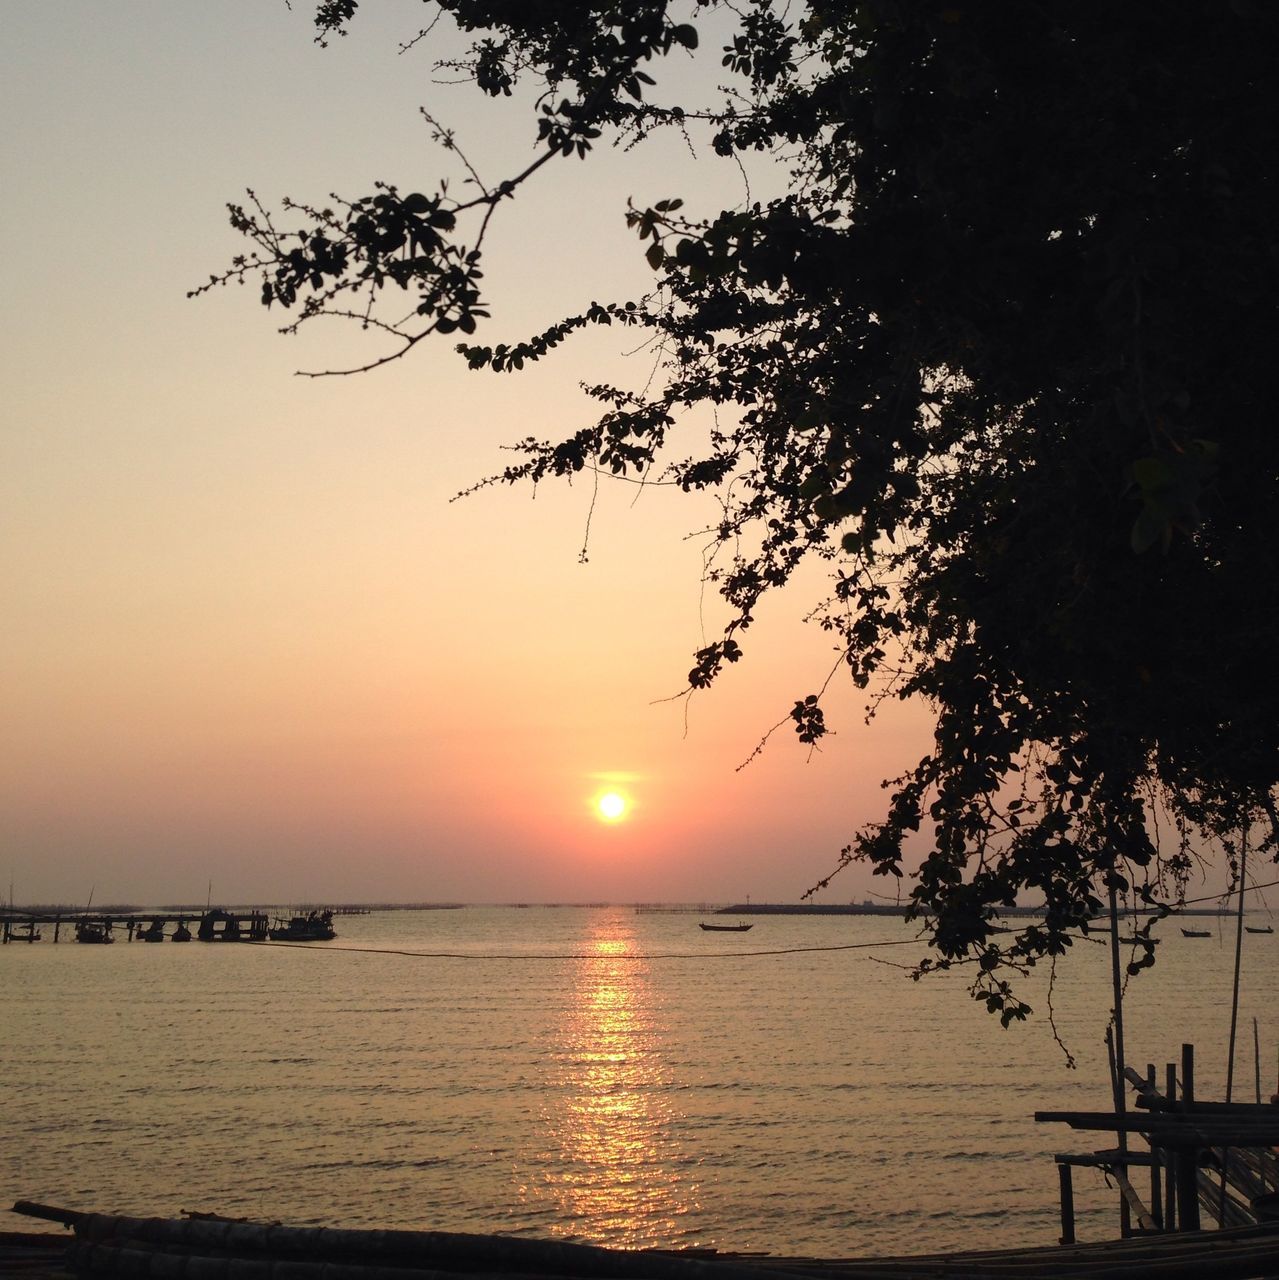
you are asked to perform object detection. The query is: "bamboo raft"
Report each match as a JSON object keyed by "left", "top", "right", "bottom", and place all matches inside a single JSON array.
[{"left": 9, "top": 1200, "right": 1279, "bottom": 1280}]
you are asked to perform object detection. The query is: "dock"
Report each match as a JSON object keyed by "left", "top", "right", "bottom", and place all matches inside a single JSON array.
[
  {"left": 0, "top": 908, "right": 320, "bottom": 944},
  {"left": 1039, "top": 1041, "right": 1279, "bottom": 1245}
]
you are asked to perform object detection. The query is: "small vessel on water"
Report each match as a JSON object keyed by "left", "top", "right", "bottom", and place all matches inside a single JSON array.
[
  {"left": 139, "top": 920, "right": 166, "bottom": 942},
  {"left": 699, "top": 921, "right": 753, "bottom": 932},
  {"left": 74, "top": 888, "right": 112, "bottom": 943},
  {"left": 269, "top": 909, "right": 336, "bottom": 942},
  {"left": 1181, "top": 927, "right": 1213, "bottom": 938},
  {"left": 1245, "top": 924, "right": 1274, "bottom": 934},
  {"left": 171, "top": 920, "right": 192, "bottom": 942}
]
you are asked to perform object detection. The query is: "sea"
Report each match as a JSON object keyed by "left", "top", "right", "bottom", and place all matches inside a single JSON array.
[{"left": 2, "top": 905, "right": 1275, "bottom": 1258}]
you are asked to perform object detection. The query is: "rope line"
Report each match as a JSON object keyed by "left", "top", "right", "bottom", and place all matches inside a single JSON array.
[
  {"left": 252, "top": 937, "right": 929, "bottom": 961},
  {"left": 1177, "top": 874, "right": 1279, "bottom": 909},
  {"left": 240, "top": 876, "right": 1279, "bottom": 963}
]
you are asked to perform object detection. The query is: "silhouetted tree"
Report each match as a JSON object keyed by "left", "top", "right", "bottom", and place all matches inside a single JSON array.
[{"left": 200, "top": 0, "right": 1279, "bottom": 1021}]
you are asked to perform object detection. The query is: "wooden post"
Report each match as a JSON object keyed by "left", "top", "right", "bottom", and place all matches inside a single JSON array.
[
  {"left": 54, "top": 915, "right": 61, "bottom": 942},
  {"left": 1255, "top": 1018, "right": 1263, "bottom": 1106},
  {"left": 1177, "top": 1043, "right": 1200, "bottom": 1231},
  {"left": 1058, "top": 1162, "right": 1076, "bottom": 1245},
  {"left": 1163, "top": 1062, "right": 1178, "bottom": 1231},
  {"left": 1147, "top": 1064, "right": 1164, "bottom": 1229}
]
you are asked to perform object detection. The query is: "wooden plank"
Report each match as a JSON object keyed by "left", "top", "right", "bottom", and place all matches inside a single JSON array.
[
  {"left": 1035, "top": 1112, "right": 1279, "bottom": 1144},
  {"left": 1054, "top": 1151, "right": 1158, "bottom": 1168}
]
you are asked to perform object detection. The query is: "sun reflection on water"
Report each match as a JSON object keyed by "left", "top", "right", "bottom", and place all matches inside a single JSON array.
[{"left": 520, "top": 920, "right": 699, "bottom": 1245}]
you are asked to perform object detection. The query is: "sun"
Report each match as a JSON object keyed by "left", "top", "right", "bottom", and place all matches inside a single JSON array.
[{"left": 596, "top": 791, "right": 627, "bottom": 822}]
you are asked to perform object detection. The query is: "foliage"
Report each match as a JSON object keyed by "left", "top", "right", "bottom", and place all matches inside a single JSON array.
[{"left": 199, "top": 0, "right": 1279, "bottom": 1023}]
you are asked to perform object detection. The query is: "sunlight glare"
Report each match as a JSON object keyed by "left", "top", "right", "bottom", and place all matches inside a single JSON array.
[{"left": 597, "top": 791, "right": 627, "bottom": 822}]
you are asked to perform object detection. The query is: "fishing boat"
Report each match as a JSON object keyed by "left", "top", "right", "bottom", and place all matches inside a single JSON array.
[
  {"left": 1245, "top": 924, "right": 1274, "bottom": 934},
  {"left": 269, "top": 909, "right": 336, "bottom": 942},
  {"left": 139, "top": 920, "right": 166, "bottom": 942},
  {"left": 75, "top": 920, "right": 113, "bottom": 944},
  {"left": 171, "top": 920, "right": 192, "bottom": 942},
  {"left": 699, "top": 921, "right": 753, "bottom": 932},
  {"left": 1181, "top": 927, "right": 1212, "bottom": 938}
]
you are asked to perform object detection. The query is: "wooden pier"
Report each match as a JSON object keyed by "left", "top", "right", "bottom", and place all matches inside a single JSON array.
[
  {"left": 1039, "top": 1041, "right": 1279, "bottom": 1246},
  {"left": 1, "top": 909, "right": 276, "bottom": 945}
]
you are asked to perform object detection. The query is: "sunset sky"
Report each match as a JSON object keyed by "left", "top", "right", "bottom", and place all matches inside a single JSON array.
[{"left": 2, "top": 2, "right": 934, "bottom": 906}]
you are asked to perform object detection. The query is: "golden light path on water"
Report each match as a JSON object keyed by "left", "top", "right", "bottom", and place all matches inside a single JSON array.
[
  {"left": 5, "top": 907, "right": 1278, "bottom": 1255},
  {"left": 523, "top": 921, "right": 698, "bottom": 1243}
]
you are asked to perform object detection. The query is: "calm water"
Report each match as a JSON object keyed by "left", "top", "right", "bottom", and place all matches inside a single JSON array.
[{"left": 2, "top": 906, "right": 1275, "bottom": 1257}]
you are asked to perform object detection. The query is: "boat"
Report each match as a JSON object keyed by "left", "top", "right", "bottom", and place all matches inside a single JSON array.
[
  {"left": 699, "top": 921, "right": 753, "bottom": 932},
  {"left": 139, "top": 920, "right": 166, "bottom": 942},
  {"left": 75, "top": 920, "right": 114, "bottom": 944},
  {"left": 269, "top": 909, "right": 336, "bottom": 942},
  {"left": 1245, "top": 924, "right": 1274, "bottom": 934},
  {"left": 1181, "top": 928, "right": 1213, "bottom": 938},
  {"left": 171, "top": 921, "right": 192, "bottom": 942}
]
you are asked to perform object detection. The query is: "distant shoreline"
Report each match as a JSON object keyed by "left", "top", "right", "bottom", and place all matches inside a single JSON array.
[
  {"left": 714, "top": 901, "right": 1231, "bottom": 918},
  {"left": 3, "top": 899, "right": 1238, "bottom": 919}
]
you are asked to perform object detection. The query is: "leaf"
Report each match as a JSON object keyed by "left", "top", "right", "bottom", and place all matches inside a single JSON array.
[{"left": 1130, "top": 505, "right": 1167, "bottom": 554}]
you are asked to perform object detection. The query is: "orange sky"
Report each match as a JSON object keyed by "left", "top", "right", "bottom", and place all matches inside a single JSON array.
[{"left": 1, "top": 3, "right": 935, "bottom": 905}]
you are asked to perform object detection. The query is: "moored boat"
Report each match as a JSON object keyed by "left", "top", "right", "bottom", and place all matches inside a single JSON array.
[
  {"left": 699, "top": 921, "right": 753, "bottom": 932},
  {"left": 1181, "top": 927, "right": 1212, "bottom": 938},
  {"left": 269, "top": 909, "right": 336, "bottom": 942},
  {"left": 75, "top": 920, "right": 113, "bottom": 944}
]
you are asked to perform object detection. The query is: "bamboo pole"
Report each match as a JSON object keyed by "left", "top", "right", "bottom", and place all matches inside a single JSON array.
[
  {"left": 1106, "top": 1025, "right": 1131, "bottom": 1236},
  {"left": 1107, "top": 878, "right": 1130, "bottom": 1238},
  {"left": 1164, "top": 1061, "right": 1177, "bottom": 1231},
  {"left": 1219, "top": 829, "right": 1249, "bottom": 1227},
  {"left": 1113, "top": 1169, "right": 1159, "bottom": 1231}
]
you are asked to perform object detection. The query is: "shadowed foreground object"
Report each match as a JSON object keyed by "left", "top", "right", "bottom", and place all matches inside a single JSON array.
[{"left": 10, "top": 1202, "right": 1279, "bottom": 1280}]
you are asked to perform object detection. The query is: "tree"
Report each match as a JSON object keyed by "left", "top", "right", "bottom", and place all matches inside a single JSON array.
[{"left": 200, "top": 0, "right": 1279, "bottom": 1023}]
